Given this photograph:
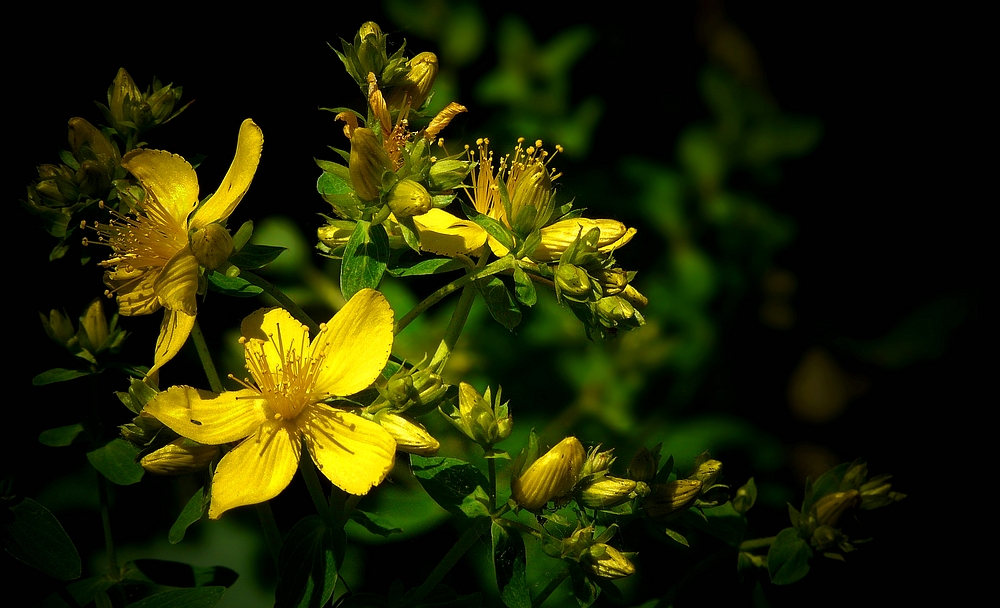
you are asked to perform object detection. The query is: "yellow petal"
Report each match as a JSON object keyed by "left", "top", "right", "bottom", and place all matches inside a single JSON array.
[
  {"left": 154, "top": 248, "right": 199, "bottom": 315},
  {"left": 310, "top": 289, "right": 393, "bottom": 397},
  {"left": 240, "top": 307, "right": 309, "bottom": 383},
  {"left": 144, "top": 385, "right": 267, "bottom": 444},
  {"left": 190, "top": 119, "right": 263, "bottom": 230},
  {"left": 413, "top": 208, "right": 488, "bottom": 256},
  {"left": 147, "top": 309, "right": 196, "bottom": 378},
  {"left": 209, "top": 421, "right": 300, "bottom": 519},
  {"left": 301, "top": 405, "right": 395, "bottom": 495},
  {"left": 533, "top": 219, "right": 635, "bottom": 262},
  {"left": 121, "top": 149, "right": 199, "bottom": 225},
  {"left": 106, "top": 267, "right": 161, "bottom": 316}
]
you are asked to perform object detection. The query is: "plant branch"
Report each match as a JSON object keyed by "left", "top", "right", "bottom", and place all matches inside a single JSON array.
[
  {"left": 190, "top": 318, "right": 223, "bottom": 393},
  {"left": 241, "top": 270, "right": 320, "bottom": 335}
]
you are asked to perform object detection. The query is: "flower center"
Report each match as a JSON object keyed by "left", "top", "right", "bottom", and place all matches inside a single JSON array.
[{"left": 84, "top": 197, "right": 189, "bottom": 273}]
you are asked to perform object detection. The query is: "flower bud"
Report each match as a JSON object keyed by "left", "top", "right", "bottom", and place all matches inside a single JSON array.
[
  {"left": 40, "top": 309, "right": 75, "bottom": 347},
  {"left": 387, "top": 52, "right": 439, "bottom": 111},
  {"left": 447, "top": 383, "right": 512, "bottom": 448},
  {"left": 317, "top": 220, "right": 356, "bottom": 249},
  {"left": 108, "top": 68, "right": 141, "bottom": 129},
  {"left": 578, "top": 476, "right": 638, "bottom": 509},
  {"left": 67, "top": 117, "right": 118, "bottom": 169},
  {"left": 77, "top": 298, "right": 111, "bottom": 353},
  {"left": 349, "top": 127, "right": 391, "bottom": 201},
  {"left": 140, "top": 439, "right": 220, "bottom": 475},
  {"left": 376, "top": 412, "right": 440, "bottom": 456},
  {"left": 627, "top": 446, "right": 660, "bottom": 483},
  {"left": 385, "top": 366, "right": 447, "bottom": 416},
  {"left": 812, "top": 490, "right": 861, "bottom": 528},
  {"left": 593, "top": 268, "right": 629, "bottom": 297},
  {"left": 581, "top": 445, "right": 616, "bottom": 477},
  {"left": 428, "top": 159, "right": 473, "bottom": 191},
  {"left": 190, "top": 223, "right": 234, "bottom": 270},
  {"left": 534, "top": 218, "right": 636, "bottom": 263},
  {"left": 511, "top": 436, "right": 585, "bottom": 510},
  {"left": 583, "top": 544, "right": 635, "bottom": 579},
  {"left": 554, "top": 264, "right": 594, "bottom": 301},
  {"left": 387, "top": 179, "right": 433, "bottom": 218},
  {"left": 595, "top": 295, "right": 642, "bottom": 330},
  {"left": 643, "top": 479, "right": 702, "bottom": 520},
  {"left": 689, "top": 457, "right": 722, "bottom": 487}
]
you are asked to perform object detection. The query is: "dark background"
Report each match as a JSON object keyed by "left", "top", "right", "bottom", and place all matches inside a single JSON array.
[{"left": 8, "top": 2, "right": 976, "bottom": 605}]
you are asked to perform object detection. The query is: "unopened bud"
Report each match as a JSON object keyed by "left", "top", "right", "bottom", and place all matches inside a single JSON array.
[
  {"left": 376, "top": 412, "right": 440, "bottom": 456},
  {"left": 68, "top": 117, "right": 117, "bottom": 168},
  {"left": 554, "top": 264, "right": 594, "bottom": 301},
  {"left": 511, "top": 437, "right": 585, "bottom": 510},
  {"left": 594, "top": 268, "right": 629, "bottom": 296},
  {"left": 583, "top": 544, "right": 635, "bottom": 579},
  {"left": 689, "top": 458, "right": 722, "bottom": 487},
  {"left": 812, "top": 490, "right": 861, "bottom": 528},
  {"left": 535, "top": 219, "right": 636, "bottom": 263},
  {"left": 428, "top": 159, "right": 473, "bottom": 191},
  {"left": 643, "top": 479, "right": 702, "bottom": 520},
  {"left": 40, "top": 309, "right": 75, "bottom": 346},
  {"left": 78, "top": 298, "right": 110, "bottom": 353},
  {"left": 387, "top": 52, "right": 439, "bottom": 110},
  {"left": 140, "top": 439, "right": 219, "bottom": 475},
  {"left": 387, "top": 179, "right": 432, "bottom": 218},
  {"left": 581, "top": 445, "right": 616, "bottom": 477},
  {"left": 349, "top": 128, "right": 391, "bottom": 201},
  {"left": 627, "top": 446, "right": 660, "bottom": 483},
  {"left": 317, "top": 221, "right": 356, "bottom": 249},
  {"left": 578, "top": 476, "right": 638, "bottom": 509},
  {"left": 190, "top": 224, "right": 234, "bottom": 270}
]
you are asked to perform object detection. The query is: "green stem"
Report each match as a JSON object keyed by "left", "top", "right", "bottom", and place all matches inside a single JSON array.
[
  {"left": 488, "top": 457, "right": 497, "bottom": 512},
  {"left": 531, "top": 569, "right": 569, "bottom": 608},
  {"left": 241, "top": 270, "right": 320, "bottom": 335},
  {"left": 394, "top": 254, "right": 512, "bottom": 336},
  {"left": 190, "top": 318, "right": 223, "bottom": 393},
  {"left": 408, "top": 520, "right": 488, "bottom": 605},
  {"left": 255, "top": 502, "right": 282, "bottom": 566},
  {"left": 739, "top": 536, "right": 776, "bottom": 551},
  {"left": 300, "top": 452, "right": 332, "bottom": 522},
  {"left": 97, "top": 474, "right": 117, "bottom": 574}
]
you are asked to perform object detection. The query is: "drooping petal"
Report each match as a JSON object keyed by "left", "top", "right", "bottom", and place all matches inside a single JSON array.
[
  {"left": 413, "top": 208, "right": 488, "bottom": 256},
  {"left": 154, "top": 248, "right": 199, "bottom": 315},
  {"left": 310, "top": 289, "right": 393, "bottom": 397},
  {"left": 121, "top": 149, "right": 199, "bottom": 225},
  {"left": 209, "top": 421, "right": 300, "bottom": 519},
  {"left": 190, "top": 119, "right": 264, "bottom": 230},
  {"left": 144, "top": 385, "right": 268, "bottom": 444},
  {"left": 301, "top": 405, "right": 395, "bottom": 495},
  {"left": 147, "top": 308, "right": 197, "bottom": 378},
  {"left": 105, "top": 267, "right": 161, "bottom": 316}
]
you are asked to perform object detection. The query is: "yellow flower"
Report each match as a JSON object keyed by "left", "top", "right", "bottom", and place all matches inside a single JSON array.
[
  {"left": 94, "top": 119, "right": 263, "bottom": 377},
  {"left": 143, "top": 288, "right": 397, "bottom": 519}
]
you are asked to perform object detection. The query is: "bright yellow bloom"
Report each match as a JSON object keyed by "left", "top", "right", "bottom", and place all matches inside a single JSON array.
[
  {"left": 143, "top": 289, "right": 397, "bottom": 519},
  {"left": 95, "top": 119, "right": 263, "bottom": 376}
]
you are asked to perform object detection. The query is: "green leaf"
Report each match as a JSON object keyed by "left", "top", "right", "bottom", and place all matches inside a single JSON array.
[
  {"left": 125, "top": 587, "right": 227, "bottom": 608},
  {"left": 663, "top": 527, "right": 689, "bottom": 547},
  {"left": 341, "top": 220, "right": 389, "bottom": 299},
  {"left": 476, "top": 276, "right": 521, "bottom": 331},
  {"left": 86, "top": 438, "right": 144, "bottom": 485},
  {"left": 4, "top": 497, "right": 81, "bottom": 580},
  {"left": 512, "top": 265, "right": 537, "bottom": 307},
  {"left": 767, "top": 527, "right": 812, "bottom": 585},
  {"left": 38, "top": 575, "right": 116, "bottom": 608},
  {"left": 116, "top": 378, "right": 158, "bottom": 415},
  {"left": 697, "top": 501, "right": 747, "bottom": 546},
  {"left": 39, "top": 423, "right": 85, "bottom": 447},
  {"left": 492, "top": 522, "right": 530, "bottom": 608},
  {"left": 275, "top": 515, "right": 341, "bottom": 608},
  {"left": 205, "top": 272, "right": 263, "bottom": 297},
  {"left": 387, "top": 257, "right": 465, "bottom": 277},
  {"left": 32, "top": 368, "right": 90, "bottom": 386},
  {"left": 169, "top": 487, "right": 207, "bottom": 544},
  {"left": 349, "top": 510, "right": 402, "bottom": 537},
  {"left": 410, "top": 456, "right": 491, "bottom": 518},
  {"left": 317, "top": 170, "right": 360, "bottom": 211},
  {"left": 461, "top": 200, "right": 515, "bottom": 253},
  {"left": 229, "top": 243, "right": 286, "bottom": 270}
]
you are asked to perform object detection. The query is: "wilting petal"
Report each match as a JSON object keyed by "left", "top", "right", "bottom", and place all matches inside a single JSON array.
[
  {"left": 413, "top": 208, "right": 488, "bottom": 256},
  {"left": 301, "top": 405, "right": 395, "bottom": 495},
  {"left": 106, "top": 267, "right": 161, "bottom": 316},
  {"left": 240, "top": 308, "right": 310, "bottom": 382},
  {"left": 144, "top": 385, "right": 267, "bottom": 444},
  {"left": 310, "top": 289, "right": 393, "bottom": 397},
  {"left": 209, "top": 421, "right": 300, "bottom": 519},
  {"left": 154, "top": 248, "right": 199, "bottom": 315},
  {"left": 190, "top": 119, "right": 264, "bottom": 230},
  {"left": 121, "top": 149, "right": 199, "bottom": 225},
  {"left": 147, "top": 309, "right": 197, "bottom": 378}
]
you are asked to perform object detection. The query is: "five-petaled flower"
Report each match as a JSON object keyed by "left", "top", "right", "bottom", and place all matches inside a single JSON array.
[
  {"left": 143, "top": 288, "right": 397, "bottom": 519},
  {"left": 94, "top": 118, "right": 263, "bottom": 377}
]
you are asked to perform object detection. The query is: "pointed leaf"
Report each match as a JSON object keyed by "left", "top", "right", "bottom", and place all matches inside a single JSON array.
[
  {"left": 275, "top": 515, "right": 341, "bottom": 608},
  {"left": 127, "top": 559, "right": 238, "bottom": 589},
  {"left": 767, "top": 527, "right": 812, "bottom": 585},
  {"left": 86, "top": 439, "right": 144, "bottom": 485},
  {"left": 349, "top": 510, "right": 403, "bottom": 537},
  {"left": 169, "top": 487, "right": 207, "bottom": 544},
  {"left": 125, "top": 588, "right": 227, "bottom": 608},
  {"left": 476, "top": 276, "right": 521, "bottom": 331},
  {"left": 4, "top": 497, "right": 81, "bottom": 580},
  {"left": 410, "top": 456, "right": 491, "bottom": 519},
  {"left": 205, "top": 272, "right": 264, "bottom": 297},
  {"left": 32, "top": 368, "right": 90, "bottom": 386},
  {"left": 387, "top": 257, "right": 465, "bottom": 277},
  {"left": 39, "top": 423, "right": 85, "bottom": 447},
  {"left": 341, "top": 220, "right": 389, "bottom": 299},
  {"left": 492, "top": 522, "right": 529, "bottom": 608},
  {"left": 512, "top": 265, "right": 537, "bottom": 307},
  {"left": 229, "top": 244, "right": 286, "bottom": 270}
]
